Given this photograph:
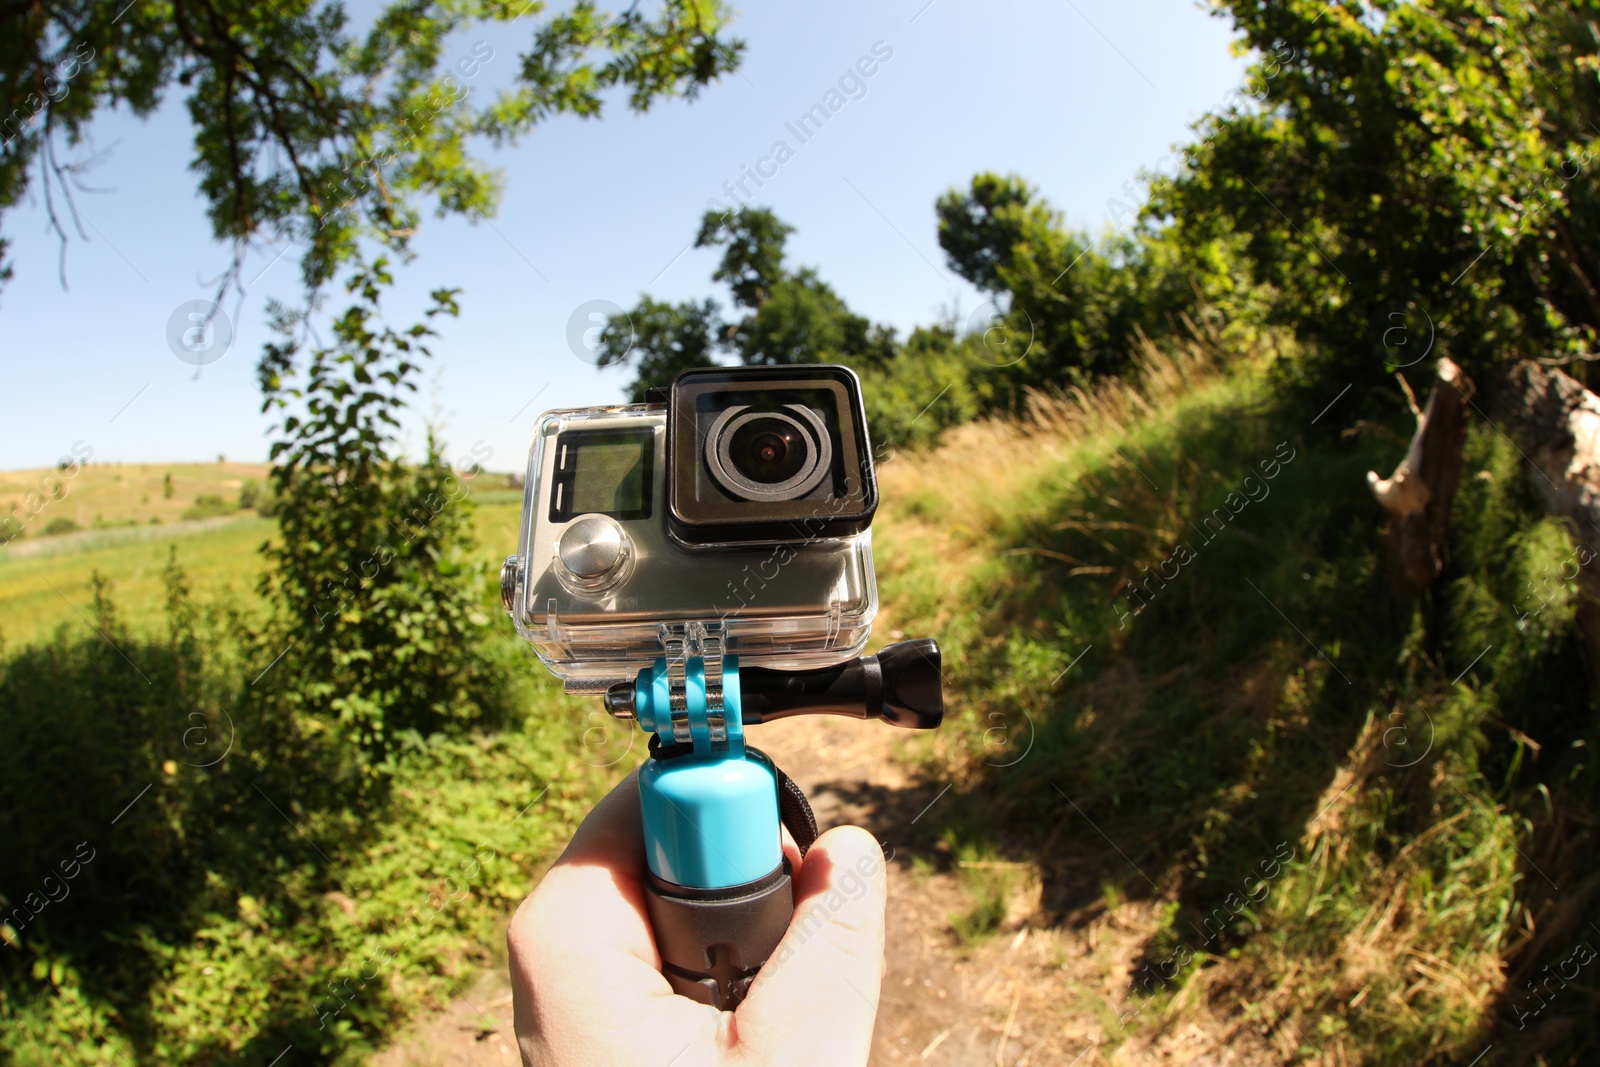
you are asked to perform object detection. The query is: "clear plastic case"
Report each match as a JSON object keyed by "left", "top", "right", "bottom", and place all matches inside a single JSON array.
[{"left": 507, "top": 405, "right": 877, "bottom": 689}]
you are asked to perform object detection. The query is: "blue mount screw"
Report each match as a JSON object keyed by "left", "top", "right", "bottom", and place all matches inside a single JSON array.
[{"left": 634, "top": 656, "right": 783, "bottom": 889}]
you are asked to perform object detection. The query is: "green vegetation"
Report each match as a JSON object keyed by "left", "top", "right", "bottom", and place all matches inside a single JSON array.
[
  {"left": 5, "top": 0, "right": 1600, "bottom": 1063},
  {"left": 872, "top": 344, "right": 1597, "bottom": 1063},
  {"left": 0, "top": 265, "right": 595, "bottom": 1064},
  {"left": 256, "top": 260, "right": 507, "bottom": 764},
  {"left": 179, "top": 494, "right": 237, "bottom": 521},
  {"left": 3, "top": 348, "right": 1595, "bottom": 1062},
  {"left": 0, "top": 564, "right": 609, "bottom": 1065},
  {"left": 3, "top": 1, "right": 742, "bottom": 295}
]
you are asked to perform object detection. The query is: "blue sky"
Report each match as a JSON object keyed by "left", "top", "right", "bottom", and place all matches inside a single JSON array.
[{"left": 0, "top": 0, "right": 1246, "bottom": 472}]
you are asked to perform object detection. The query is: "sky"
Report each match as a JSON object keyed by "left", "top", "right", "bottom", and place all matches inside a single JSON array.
[{"left": 0, "top": 0, "right": 1247, "bottom": 473}]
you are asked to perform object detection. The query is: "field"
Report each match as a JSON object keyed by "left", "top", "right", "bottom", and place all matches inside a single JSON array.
[
  {"left": 0, "top": 465, "right": 525, "bottom": 647},
  {"left": 0, "top": 461, "right": 273, "bottom": 533}
]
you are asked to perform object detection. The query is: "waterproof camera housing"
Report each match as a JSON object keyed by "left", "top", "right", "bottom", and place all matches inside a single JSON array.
[{"left": 502, "top": 365, "right": 880, "bottom": 691}]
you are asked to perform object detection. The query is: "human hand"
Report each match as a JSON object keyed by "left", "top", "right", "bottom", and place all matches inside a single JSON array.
[{"left": 508, "top": 770, "right": 888, "bottom": 1067}]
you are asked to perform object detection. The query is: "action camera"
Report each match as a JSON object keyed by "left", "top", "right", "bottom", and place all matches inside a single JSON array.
[{"left": 501, "top": 365, "right": 881, "bottom": 692}]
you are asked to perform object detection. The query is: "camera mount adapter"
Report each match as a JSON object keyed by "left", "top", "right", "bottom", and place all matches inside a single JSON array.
[{"left": 609, "top": 632, "right": 943, "bottom": 1009}]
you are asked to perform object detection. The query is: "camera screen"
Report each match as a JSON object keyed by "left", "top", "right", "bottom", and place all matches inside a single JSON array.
[{"left": 549, "top": 429, "right": 653, "bottom": 522}]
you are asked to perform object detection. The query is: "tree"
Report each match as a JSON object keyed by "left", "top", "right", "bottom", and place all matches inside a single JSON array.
[
  {"left": 696, "top": 205, "right": 792, "bottom": 309},
  {"left": 1150, "top": 0, "right": 1600, "bottom": 396},
  {"left": 734, "top": 269, "right": 879, "bottom": 366},
  {"left": 936, "top": 173, "right": 1222, "bottom": 391},
  {"left": 936, "top": 172, "right": 1055, "bottom": 294},
  {"left": 1, "top": 0, "right": 743, "bottom": 298},
  {"left": 601, "top": 206, "right": 889, "bottom": 396},
  {"left": 596, "top": 296, "right": 720, "bottom": 402}
]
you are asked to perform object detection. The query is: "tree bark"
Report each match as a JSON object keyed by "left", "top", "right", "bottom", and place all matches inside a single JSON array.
[
  {"left": 1485, "top": 360, "right": 1600, "bottom": 534},
  {"left": 1367, "top": 357, "right": 1476, "bottom": 597},
  {"left": 1483, "top": 360, "right": 1600, "bottom": 676}
]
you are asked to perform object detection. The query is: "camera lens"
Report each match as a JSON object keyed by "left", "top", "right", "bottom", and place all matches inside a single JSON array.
[
  {"left": 729, "top": 417, "right": 807, "bottom": 484},
  {"left": 705, "top": 404, "right": 833, "bottom": 503}
]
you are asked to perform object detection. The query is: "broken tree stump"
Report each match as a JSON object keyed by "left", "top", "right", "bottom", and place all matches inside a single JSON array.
[{"left": 1367, "top": 357, "right": 1476, "bottom": 597}]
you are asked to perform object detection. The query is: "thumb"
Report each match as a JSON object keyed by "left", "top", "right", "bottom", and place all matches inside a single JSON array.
[{"left": 730, "top": 825, "right": 888, "bottom": 1066}]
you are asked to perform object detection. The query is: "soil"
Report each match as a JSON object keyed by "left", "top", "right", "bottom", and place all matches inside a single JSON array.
[{"left": 369, "top": 714, "right": 1293, "bottom": 1066}]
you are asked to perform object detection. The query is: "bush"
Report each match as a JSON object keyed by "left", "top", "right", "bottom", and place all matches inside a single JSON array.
[
  {"left": 258, "top": 260, "right": 509, "bottom": 765},
  {"left": 239, "top": 479, "right": 280, "bottom": 518},
  {"left": 180, "top": 494, "right": 235, "bottom": 521},
  {"left": 40, "top": 517, "right": 79, "bottom": 537}
]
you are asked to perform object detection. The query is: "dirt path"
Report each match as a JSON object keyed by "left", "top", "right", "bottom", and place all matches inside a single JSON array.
[{"left": 370, "top": 715, "right": 1286, "bottom": 1066}]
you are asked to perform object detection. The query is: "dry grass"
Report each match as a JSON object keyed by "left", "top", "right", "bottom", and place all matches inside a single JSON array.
[
  {"left": 872, "top": 335, "right": 1237, "bottom": 649},
  {"left": 880, "top": 335, "right": 1225, "bottom": 530},
  {"left": 0, "top": 460, "right": 272, "bottom": 536}
]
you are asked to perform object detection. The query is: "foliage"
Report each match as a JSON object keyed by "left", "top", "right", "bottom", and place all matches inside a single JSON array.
[
  {"left": 850, "top": 324, "right": 988, "bottom": 449},
  {"left": 1151, "top": 0, "right": 1600, "bottom": 398},
  {"left": 934, "top": 172, "right": 1254, "bottom": 394},
  {"left": 0, "top": 562, "right": 603, "bottom": 1065},
  {"left": 0, "top": 0, "right": 743, "bottom": 298},
  {"left": 696, "top": 205, "right": 793, "bottom": 310},
  {"left": 598, "top": 206, "right": 893, "bottom": 397},
  {"left": 179, "top": 493, "right": 236, "bottom": 520},
  {"left": 40, "top": 517, "right": 79, "bottom": 536},
  {"left": 239, "top": 477, "right": 280, "bottom": 517},
  {"left": 734, "top": 268, "right": 887, "bottom": 367},
  {"left": 257, "top": 258, "right": 506, "bottom": 764},
  {"left": 596, "top": 296, "right": 720, "bottom": 403}
]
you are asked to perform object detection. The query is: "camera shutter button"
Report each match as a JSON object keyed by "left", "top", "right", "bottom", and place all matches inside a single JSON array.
[{"left": 558, "top": 515, "right": 628, "bottom": 581}]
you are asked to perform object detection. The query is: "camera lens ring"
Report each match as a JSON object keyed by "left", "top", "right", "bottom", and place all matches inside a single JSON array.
[{"left": 705, "top": 404, "right": 832, "bottom": 502}]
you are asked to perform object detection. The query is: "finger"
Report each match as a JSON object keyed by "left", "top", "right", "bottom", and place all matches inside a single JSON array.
[
  {"left": 509, "top": 772, "right": 719, "bottom": 1060},
  {"left": 730, "top": 825, "right": 887, "bottom": 1066},
  {"left": 779, "top": 822, "right": 803, "bottom": 873}
]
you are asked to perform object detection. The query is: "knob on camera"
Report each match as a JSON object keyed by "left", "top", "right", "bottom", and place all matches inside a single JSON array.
[{"left": 737, "top": 638, "right": 943, "bottom": 729}]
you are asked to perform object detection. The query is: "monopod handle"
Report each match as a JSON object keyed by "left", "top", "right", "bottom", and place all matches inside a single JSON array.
[{"left": 644, "top": 863, "right": 794, "bottom": 1010}]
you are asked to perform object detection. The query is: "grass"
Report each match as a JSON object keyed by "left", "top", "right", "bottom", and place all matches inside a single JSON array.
[
  {"left": 0, "top": 486, "right": 525, "bottom": 648},
  {"left": 4, "top": 354, "right": 1596, "bottom": 1063},
  {"left": 869, "top": 337, "right": 1599, "bottom": 1064},
  {"left": 0, "top": 517, "right": 277, "bottom": 647},
  {"left": 0, "top": 479, "right": 604, "bottom": 1065}
]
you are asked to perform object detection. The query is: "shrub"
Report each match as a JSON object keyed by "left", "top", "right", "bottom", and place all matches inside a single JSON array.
[
  {"left": 180, "top": 494, "right": 235, "bottom": 520},
  {"left": 257, "top": 259, "right": 508, "bottom": 766},
  {"left": 0, "top": 559, "right": 593, "bottom": 1065}
]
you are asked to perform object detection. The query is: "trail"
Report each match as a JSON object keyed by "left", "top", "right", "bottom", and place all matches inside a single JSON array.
[{"left": 371, "top": 715, "right": 1287, "bottom": 1066}]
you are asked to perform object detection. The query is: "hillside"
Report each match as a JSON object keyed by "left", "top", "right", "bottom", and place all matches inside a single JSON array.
[
  {"left": 0, "top": 462, "right": 524, "bottom": 645},
  {"left": 1, "top": 461, "right": 273, "bottom": 534},
  {"left": 861, "top": 348, "right": 1597, "bottom": 1063}
]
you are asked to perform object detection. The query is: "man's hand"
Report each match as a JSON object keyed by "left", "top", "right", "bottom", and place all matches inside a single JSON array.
[{"left": 509, "top": 771, "right": 888, "bottom": 1067}]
